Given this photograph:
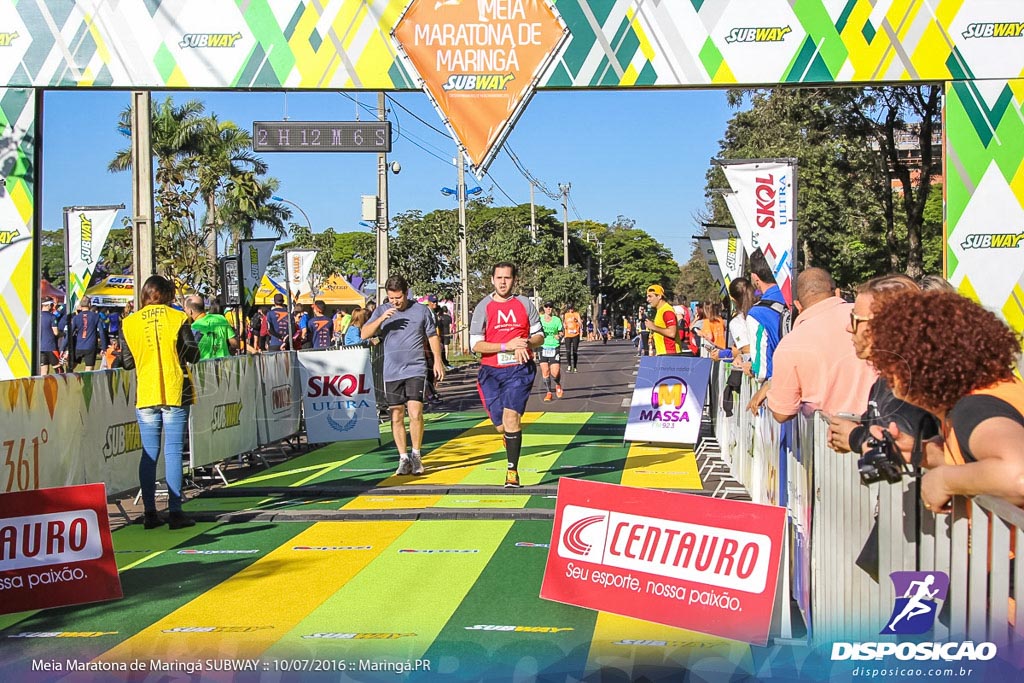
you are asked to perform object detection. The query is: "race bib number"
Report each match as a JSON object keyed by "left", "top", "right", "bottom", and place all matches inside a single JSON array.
[
  {"left": 497, "top": 351, "right": 518, "bottom": 366},
  {"left": 540, "top": 347, "right": 558, "bottom": 359}
]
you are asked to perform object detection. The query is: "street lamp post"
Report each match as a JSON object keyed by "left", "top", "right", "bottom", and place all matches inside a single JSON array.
[
  {"left": 443, "top": 154, "right": 481, "bottom": 355},
  {"left": 271, "top": 195, "right": 312, "bottom": 231}
]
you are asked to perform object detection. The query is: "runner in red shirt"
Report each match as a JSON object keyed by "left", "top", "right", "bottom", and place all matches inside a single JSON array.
[{"left": 470, "top": 262, "right": 544, "bottom": 488}]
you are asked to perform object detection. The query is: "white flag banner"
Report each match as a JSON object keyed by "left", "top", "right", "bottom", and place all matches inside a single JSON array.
[
  {"left": 707, "top": 226, "right": 746, "bottom": 290},
  {"left": 696, "top": 237, "right": 727, "bottom": 296},
  {"left": 722, "top": 191, "right": 757, "bottom": 259},
  {"left": 720, "top": 161, "right": 795, "bottom": 304},
  {"left": 297, "top": 348, "right": 380, "bottom": 443},
  {"left": 64, "top": 206, "right": 121, "bottom": 311},
  {"left": 239, "top": 238, "right": 277, "bottom": 307},
  {"left": 286, "top": 250, "right": 318, "bottom": 298}
]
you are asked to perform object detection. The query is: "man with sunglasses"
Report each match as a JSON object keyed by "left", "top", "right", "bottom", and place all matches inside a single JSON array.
[{"left": 764, "top": 267, "right": 876, "bottom": 422}]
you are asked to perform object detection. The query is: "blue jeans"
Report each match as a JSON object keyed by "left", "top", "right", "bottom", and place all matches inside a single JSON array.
[{"left": 136, "top": 406, "right": 189, "bottom": 512}]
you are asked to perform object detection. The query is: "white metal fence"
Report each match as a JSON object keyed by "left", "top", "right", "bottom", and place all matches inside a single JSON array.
[{"left": 710, "top": 362, "right": 1024, "bottom": 657}]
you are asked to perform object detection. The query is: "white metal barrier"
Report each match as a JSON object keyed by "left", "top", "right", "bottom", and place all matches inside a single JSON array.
[{"left": 711, "top": 369, "right": 1024, "bottom": 656}]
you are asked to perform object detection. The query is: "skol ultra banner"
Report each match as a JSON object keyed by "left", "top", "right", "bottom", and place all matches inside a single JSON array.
[
  {"left": 286, "top": 249, "right": 318, "bottom": 299},
  {"left": 239, "top": 238, "right": 277, "bottom": 308},
  {"left": 625, "top": 356, "right": 712, "bottom": 445},
  {"left": 392, "top": 0, "right": 569, "bottom": 175},
  {"left": 719, "top": 161, "right": 796, "bottom": 305},
  {"left": 63, "top": 206, "right": 121, "bottom": 312},
  {"left": 696, "top": 237, "right": 727, "bottom": 296},
  {"left": 707, "top": 226, "right": 745, "bottom": 291},
  {"left": 541, "top": 478, "right": 787, "bottom": 645},
  {"left": 297, "top": 348, "right": 379, "bottom": 443},
  {"left": 189, "top": 355, "right": 259, "bottom": 468},
  {"left": 0, "top": 483, "right": 122, "bottom": 615}
]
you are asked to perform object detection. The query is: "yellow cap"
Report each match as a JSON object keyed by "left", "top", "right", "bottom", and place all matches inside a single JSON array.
[{"left": 646, "top": 284, "right": 664, "bottom": 296}]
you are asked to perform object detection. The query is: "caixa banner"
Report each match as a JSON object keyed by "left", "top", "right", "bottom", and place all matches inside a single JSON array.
[
  {"left": 0, "top": 484, "right": 122, "bottom": 615},
  {"left": 540, "top": 478, "right": 786, "bottom": 645},
  {"left": 624, "top": 356, "right": 712, "bottom": 444}
]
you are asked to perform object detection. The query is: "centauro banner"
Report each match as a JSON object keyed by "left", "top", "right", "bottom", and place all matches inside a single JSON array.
[
  {"left": 719, "top": 161, "right": 796, "bottom": 305},
  {"left": 239, "top": 239, "right": 277, "bottom": 308},
  {"left": 63, "top": 206, "right": 122, "bottom": 312},
  {"left": 298, "top": 348, "right": 379, "bottom": 444},
  {"left": 393, "top": 0, "right": 569, "bottom": 175},
  {"left": 541, "top": 478, "right": 787, "bottom": 645},
  {"left": 0, "top": 484, "right": 122, "bottom": 616}
]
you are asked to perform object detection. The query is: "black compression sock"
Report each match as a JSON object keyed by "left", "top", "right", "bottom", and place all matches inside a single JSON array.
[{"left": 503, "top": 431, "right": 522, "bottom": 470}]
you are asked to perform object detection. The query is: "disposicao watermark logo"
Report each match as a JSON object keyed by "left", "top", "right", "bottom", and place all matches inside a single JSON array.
[
  {"left": 882, "top": 571, "right": 948, "bottom": 635},
  {"left": 831, "top": 571, "right": 997, "bottom": 662}
]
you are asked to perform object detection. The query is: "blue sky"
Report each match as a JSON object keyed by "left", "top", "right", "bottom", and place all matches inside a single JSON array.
[{"left": 41, "top": 88, "right": 735, "bottom": 266}]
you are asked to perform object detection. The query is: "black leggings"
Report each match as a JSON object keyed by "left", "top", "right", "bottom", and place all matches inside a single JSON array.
[{"left": 565, "top": 336, "right": 580, "bottom": 368}]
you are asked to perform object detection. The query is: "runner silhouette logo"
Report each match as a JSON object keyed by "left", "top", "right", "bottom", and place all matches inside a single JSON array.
[
  {"left": 557, "top": 505, "right": 608, "bottom": 561},
  {"left": 881, "top": 571, "right": 949, "bottom": 635}
]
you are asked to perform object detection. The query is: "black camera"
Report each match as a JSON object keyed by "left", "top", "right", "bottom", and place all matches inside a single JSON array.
[{"left": 858, "top": 429, "right": 911, "bottom": 485}]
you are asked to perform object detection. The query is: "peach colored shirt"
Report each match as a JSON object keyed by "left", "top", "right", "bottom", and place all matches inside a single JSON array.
[{"left": 766, "top": 297, "right": 877, "bottom": 417}]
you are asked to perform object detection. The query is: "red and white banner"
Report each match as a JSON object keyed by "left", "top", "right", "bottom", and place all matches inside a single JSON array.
[
  {"left": 720, "top": 160, "right": 795, "bottom": 304},
  {"left": 0, "top": 484, "right": 122, "bottom": 615},
  {"left": 541, "top": 478, "right": 786, "bottom": 645},
  {"left": 297, "top": 348, "right": 379, "bottom": 443}
]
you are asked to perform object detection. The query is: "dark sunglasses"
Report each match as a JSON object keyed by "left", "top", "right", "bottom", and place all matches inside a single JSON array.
[{"left": 850, "top": 311, "right": 872, "bottom": 332}]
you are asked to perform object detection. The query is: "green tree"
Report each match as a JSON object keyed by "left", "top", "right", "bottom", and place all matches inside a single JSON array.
[
  {"left": 535, "top": 265, "right": 591, "bottom": 311},
  {"left": 599, "top": 227, "right": 679, "bottom": 312},
  {"left": 39, "top": 229, "right": 65, "bottom": 286}
]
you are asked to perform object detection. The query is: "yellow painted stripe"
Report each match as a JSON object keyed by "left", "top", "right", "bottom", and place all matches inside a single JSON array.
[
  {"left": 585, "top": 612, "right": 752, "bottom": 674},
  {"left": 372, "top": 414, "right": 542, "bottom": 487},
  {"left": 342, "top": 494, "right": 443, "bottom": 510},
  {"left": 97, "top": 521, "right": 411, "bottom": 661},
  {"left": 619, "top": 443, "right": 702, "bottom": 490}
]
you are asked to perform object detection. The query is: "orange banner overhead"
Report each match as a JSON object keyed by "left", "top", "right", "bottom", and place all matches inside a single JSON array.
[{"left": 394, "top": 0, "right": 568, "bottom": 174}]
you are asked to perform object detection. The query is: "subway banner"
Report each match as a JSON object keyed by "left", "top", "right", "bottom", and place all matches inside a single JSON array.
[
  {"left": 63, "top": 205, "right": 121, "bottom": 312},
  {"left": 78, "top": 370, "right": 141, "bottom": 498},
  {"left": 696, "top": 237, "right": 727, "bottom": 296},
  {"left": 625, "top": 356, "right": 712, "bottom": 445},
  {"left": 297, "top": 348, "right": 379, "bottom": 443},
  {"left": 946, "top": 78, "right": 1024, "bottom": 334},
  {"left": 0, "top": 89, "right": 35, "bottom": 381},
  {"left": 719, "top": 160, "right": 796, "bottom": 305},
  {"left": 189, "top": 355, "right": 259, "bottom": 469},
  {"left": 239, "top": 238, "right": 277, "bottom": 308},
  {"left": 541, "top": 478, "right": 787, "bottom": 645},
  {"left": 707, "top": 226, "right": 745, "bottom": 292},
  {"left": 0, "top": 483, "right": 122, "bottom": 616}
]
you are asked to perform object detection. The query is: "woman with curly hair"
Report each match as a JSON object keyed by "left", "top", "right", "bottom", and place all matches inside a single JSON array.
[{"left": 867, "top": 290, "right": 1024, "bottom": 512}]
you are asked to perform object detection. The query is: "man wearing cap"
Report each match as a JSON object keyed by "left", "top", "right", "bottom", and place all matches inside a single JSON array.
[
  {"left": 69, "top": 296, "right": 108, "bottom": 371},
  {"left": 39, "top": 298, "right": 62, "bottom": 374},
  {"left": 644, "top": 285, "right": 679, "bottom": 356}
]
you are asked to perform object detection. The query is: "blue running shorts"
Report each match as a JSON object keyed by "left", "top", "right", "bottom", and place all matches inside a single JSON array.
[{"left": 477, "top": 362, "right": 537, "bottom": 425}]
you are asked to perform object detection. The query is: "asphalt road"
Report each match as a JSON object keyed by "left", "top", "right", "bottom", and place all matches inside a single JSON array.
[{"left": 433, "top": 338, "right": 640, "bottom": 415}]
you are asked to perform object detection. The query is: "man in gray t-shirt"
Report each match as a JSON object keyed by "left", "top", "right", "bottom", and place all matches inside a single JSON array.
[{"left": 362, "top": 275, "right": 445, "bottom": 476}]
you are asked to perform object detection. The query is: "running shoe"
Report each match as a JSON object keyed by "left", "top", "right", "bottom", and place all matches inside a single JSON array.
[
  {"left": 409, "top": 453, "right": 425, "bottom": 475},
  {"left": 555, "top": 385, "right": 564, "bottom": 399},
  {"left": 395, "top": 457, "right": 412, "bottom": 475},
  {"left": 504, "top": 468, "right": 521, "bottom": 488},
  {"left": 543, "top": 392, "right": 553, "bottom": 402}
]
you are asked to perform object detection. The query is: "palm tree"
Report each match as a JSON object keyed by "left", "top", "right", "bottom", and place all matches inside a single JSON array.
[
  {"left": 219, "top": 171, "right": 292, "bottom": 248},
  {"left": 193, "top": 114, "right": 269, "bottom": 264}
]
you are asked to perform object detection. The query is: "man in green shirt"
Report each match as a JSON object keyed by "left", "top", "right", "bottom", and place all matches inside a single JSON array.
[{"left": 184, "top": 295, "right": 238, "bottom": 360}]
